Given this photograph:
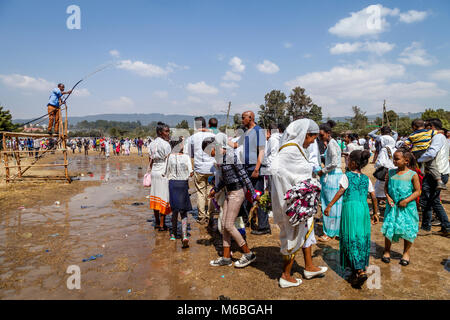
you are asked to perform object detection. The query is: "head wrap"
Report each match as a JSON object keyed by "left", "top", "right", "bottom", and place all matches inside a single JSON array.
[{"left": 280, "top": 119, "right": 319, "bottom": 148}]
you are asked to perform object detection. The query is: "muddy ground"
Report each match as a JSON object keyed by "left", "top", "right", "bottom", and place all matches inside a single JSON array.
[{"left": 0, "top": 148, "right": 449, "bottom": 300}]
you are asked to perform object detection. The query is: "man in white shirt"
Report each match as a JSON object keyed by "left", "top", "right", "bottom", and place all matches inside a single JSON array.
[
  {"left": 184, "top": 117, "right": 216, "bottom": 225},
  {"left": 261, "top": 123, "right": 284, "bottom": 175},
  {"left": 418, "top": 118, "right": 450, "bottom": 237}
]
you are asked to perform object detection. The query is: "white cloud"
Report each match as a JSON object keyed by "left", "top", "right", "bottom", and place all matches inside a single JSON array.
[
  {"left": 117, "top": 60, "right": 170, "bottom": 77},
  {"left": 0, "top": 74, "right": 55, "bottom": 92},
  {"left": 285, "top": 62, "right": 446, "bottom": 115},
  {"left": 222, "top": 71, "right": 242, "bottom": 82},
  {"left": 105, "top": 96, "right": 135, "bottom": 111},
  {"left": 153, "top": 90, "right": 169, "bottom": 99},
  {"left": 73, "top": 88, "right": 91, "bottom": 97},
  {"left": 330, "top": 41, "right": 395, "bottom": 55},
  {"left": 283, "top": 42, "right": 293, "bottom": 48},
  {"left": 256, "top": 60, "right": 280, "bottom": 74},
  {"left": 398, "top": 42, "right": 435, "bottom": 66},
  {"left": 399, "top": 10, "right": 428, "bottom": 23},
  {"left": 329, "top": 4, "right": 399, "bottom": 38},
  {"left": 303, "top": 54, "right": 313, "bottom": 59},
  {"left": 229, "top": 57, "right": 245, "bottom": 73},
  {"left": 109, "top": 50, "right": 120, "bottom": 58},
  {"left": 166, "top": 62, "right": 190, "bottom": 72},
  {"left": 186, "top": 81, "right": 219, "bottom": 95},
  {"left": 187, "top": 96, "right": 203, "bottom": 103},
  {"left": 430, "top": 69, "right": 450, "bottom": 81},
  {"left": 220, "top": 82, "right": 239, "bottom": 89}
]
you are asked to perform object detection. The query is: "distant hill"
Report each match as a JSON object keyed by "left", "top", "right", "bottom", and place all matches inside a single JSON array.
[
  {"left": 14, "top": 113, "right": 231, "bottom": 127},
  {"left": 330, "top": 112, "right": 423, "bottom": 123},
  {"left": 13, "top": 111, "right": 423, "bottom": 127}
]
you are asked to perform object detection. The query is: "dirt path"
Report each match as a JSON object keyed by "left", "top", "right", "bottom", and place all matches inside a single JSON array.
[{"left": 0, "top": 151, "right": 449, "bottom": 300}]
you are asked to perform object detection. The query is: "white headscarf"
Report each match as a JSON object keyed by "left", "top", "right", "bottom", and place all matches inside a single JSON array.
[
  {"left": 279, "top": 119, "right": 319, "bottom": 148},
  {"left": 270, "top": 118, "right": 319, "bottom": 255},
  {"left": 376, "top": 135, "right": 397, "bottom": 169}
]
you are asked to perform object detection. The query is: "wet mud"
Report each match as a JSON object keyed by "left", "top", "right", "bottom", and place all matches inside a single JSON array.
[{"left": 0, "top": 152, "right": 449, "bottom": 300}]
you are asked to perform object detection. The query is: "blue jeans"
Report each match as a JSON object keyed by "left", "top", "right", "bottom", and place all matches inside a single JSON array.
[{"left": 420, "top": 173, "right": 450, "bottom": 232}]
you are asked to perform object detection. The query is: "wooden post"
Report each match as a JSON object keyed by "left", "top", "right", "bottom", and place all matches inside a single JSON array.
[
  {"left": 63, "top": 103, "right": 70, "bottom": 183},
  {"left": 3, "top": 134, "right": 10, "bottom": 183},
  {"left": 225, "top": 102, "right": 231, "bottom": 131},
  {"left": 15, "top": 137, "right": 22, "bottom": 178}
]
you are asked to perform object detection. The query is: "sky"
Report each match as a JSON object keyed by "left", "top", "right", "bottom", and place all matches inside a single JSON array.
[{"left": 0, "top": 0, "right": 449, "bottom": 120}]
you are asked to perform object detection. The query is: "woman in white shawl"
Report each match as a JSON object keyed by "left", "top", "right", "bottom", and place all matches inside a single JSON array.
[
  {"left": 270, "top": 119, "right": 328, "bottom": 288},
  {"left": 374, "top": 135, "right": 397, "bottom": 201},
  {"left": 148, "top": 122, "right": 172, "bottom": 231}
]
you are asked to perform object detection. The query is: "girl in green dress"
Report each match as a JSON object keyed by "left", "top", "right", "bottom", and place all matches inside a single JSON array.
[
  {"left": 324, "top": 150, "right": 379, "bottom": 287},
  {"left": 381, "top": 149, "right": 421, "bottom": 266}
]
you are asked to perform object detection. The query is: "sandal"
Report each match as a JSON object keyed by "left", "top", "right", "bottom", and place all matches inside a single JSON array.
[
  {"left": 400, "top": 259, "right": 410, "bottom": 266},
  {"left": 318, "top": 235, "right": 331, "bottom": 242},
  {"left": 355, "top": 272, "right": 368, "bottom": 287},
  {"left": 381, "top": 256, "right": 391, "bottom": 264}
]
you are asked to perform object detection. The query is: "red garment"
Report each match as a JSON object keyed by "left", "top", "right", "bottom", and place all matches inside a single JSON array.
[{"left": 413, "top": 167, "right": 423, "bottom": 207}]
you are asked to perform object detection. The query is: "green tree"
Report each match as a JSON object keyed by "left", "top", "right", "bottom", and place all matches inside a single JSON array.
[
  {"left": 333, "top": 121, "right": 352, "bottom": 135},
  {"left": 233, "top": 113, "right": 242, "bottom": 129},
  {"left": 287, "top": 87, "right": 315, "bottom": 120},
  {"left": 422, "top": 108, "right": 450, "bottom": 129},
  {"left": 0, "top": 106, "right": 17, "bottom": 132},
  {"left": 350, "top": 106, "right": 368, "bottom": 132},
  {"left": 176, "top": 120, "right": 189, "bottom": 129},
  {"left": 257, "top": 90, "right": 288, "bottom": 128},
  {"left": 384, "top": 110, "right": 398, "bottom": 126},
  {"left": 307, "top": 104, "right": 323, "bottom": 123}
]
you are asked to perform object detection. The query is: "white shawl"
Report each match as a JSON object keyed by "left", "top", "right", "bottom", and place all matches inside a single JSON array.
[
  {"left": 376, "top": 135, "right": 396, "bottom": 169},
  {"left": 270, "top": 119, "right": 317, "bottom": 255}
]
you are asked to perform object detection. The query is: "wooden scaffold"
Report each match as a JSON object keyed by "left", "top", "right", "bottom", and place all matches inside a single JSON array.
[{"left": 1, "top": 104, "right": 71, "bottom": 183}]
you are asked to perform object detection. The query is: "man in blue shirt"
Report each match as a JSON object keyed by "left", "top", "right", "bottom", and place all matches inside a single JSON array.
[
  {"left": 47, "top": 83, "right": 72, "bottom": 135},
  {"left": 229, "top": 111, "right": 269, "bottom": 235}
]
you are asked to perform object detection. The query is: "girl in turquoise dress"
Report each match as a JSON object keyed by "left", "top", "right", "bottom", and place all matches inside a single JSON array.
[
  {"left": 381, "top": 149, "right": 421, "bottom": 267},
  {"left": 324, "top": 150, "right": 379, "bottom": 287},
  {"left": 318, "top": 121, "right": 343, "bottom": 241}
]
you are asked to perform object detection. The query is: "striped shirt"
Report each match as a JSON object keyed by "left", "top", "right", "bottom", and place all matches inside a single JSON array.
[
  {"left": 214, "top": 154, "right": 256, "bottom": 197},
  {"left": 404, "top": 129, "right": 435, "bottom": 152}
]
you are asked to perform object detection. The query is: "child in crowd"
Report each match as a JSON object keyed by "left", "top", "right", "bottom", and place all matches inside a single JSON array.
[
  {"left": 205, "top": 136, "right": 260, "bottom": 268},
  {"left": 324, "top": 150, "right": 379, "bottom": 288},
  {"left": 403, "top": 119, "right": 445, "bottom": 190},
  {"left": 381, "top": 149, "right": 421, "bottom": 266},
  {"left": 164, "top": 138, "right": 193, "bottom": 249},
  {"left": 403, "top": 151, "right": 423, "bottom": 209}
]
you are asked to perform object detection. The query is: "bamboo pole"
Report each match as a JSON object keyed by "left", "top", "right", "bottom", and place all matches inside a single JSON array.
[
  {"left": 10, "top": 137, "right": 62, "bottom": 180},
  {"left": 0, "top": 132, "right": 54, "bottom": 138},
  {"left": 63, "top": 103, "right": 70, "bottom": 183},
  {"left": 3, "top": 134, "right": 10, "bottom": 183},
  {"left": 15, "top": 137, "right": 22, "bottom": 178},
  {"left": 226, "top": 102, "right": 231, "bottom": 131},
  {"left": 0, "top": 150, "right": 67, "bottom": 154},
  {"left": 7, "top": 164, "right": 67, "bottom": 168}
]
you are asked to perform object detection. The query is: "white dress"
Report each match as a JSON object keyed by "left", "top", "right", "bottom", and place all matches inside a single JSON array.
[
  {"left": 270, "top": 119, "right": 317, "bottom": 256},
  {"left": 149, "top": 137, "right": 172, "bottom": 214}
]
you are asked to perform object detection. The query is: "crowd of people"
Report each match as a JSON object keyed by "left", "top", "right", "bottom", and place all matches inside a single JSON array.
[
  {"left": 68, "top": 137, "right": 150, "bottom": 158},
  {"left": 146, "top": 113, "right": 449, "bottom": 289}
]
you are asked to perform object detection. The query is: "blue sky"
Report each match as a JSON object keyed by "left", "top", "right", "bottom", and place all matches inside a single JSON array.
[{"left": 0, "top": 0, "right": 449, "bottom": 120}]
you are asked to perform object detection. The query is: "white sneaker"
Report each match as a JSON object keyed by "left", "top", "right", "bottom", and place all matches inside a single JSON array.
[
  {"left": 279, "top": 277, "right": 302, "bottom": 288},
  {"left": 303, "top": 266, "right": 328, "bottom": 279}
]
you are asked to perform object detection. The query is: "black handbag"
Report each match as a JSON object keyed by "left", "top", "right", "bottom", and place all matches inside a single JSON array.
[
  {"left": 373, "top": 167, "right": 388, "bottom": 181},
  {"left": 373, "top": 146, "right": 393, "bottom": 181}
]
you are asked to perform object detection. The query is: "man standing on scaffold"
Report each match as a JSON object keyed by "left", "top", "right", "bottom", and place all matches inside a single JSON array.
[{"left": 47, "top": 83, "right": 72, "bottom": 135}]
